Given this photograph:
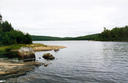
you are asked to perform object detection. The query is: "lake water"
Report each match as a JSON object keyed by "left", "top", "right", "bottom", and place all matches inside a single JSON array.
[{"left": 5, "top": 41, "right": 128, "bottom": 83}]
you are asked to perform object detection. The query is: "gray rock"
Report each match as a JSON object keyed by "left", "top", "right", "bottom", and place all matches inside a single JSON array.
[{"left": 18, "top": 47, "right": 35, "bottom": 61}]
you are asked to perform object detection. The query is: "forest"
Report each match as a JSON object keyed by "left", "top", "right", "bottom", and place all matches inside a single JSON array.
[
  {"left": 98, "top": 26, "right": 128, "bottom": 41},
  {"left": 0, "top": 21, "right": 32, "bottom": 45},
  {"left": 32, "top": 26, "right": 128, "bottom": 41},
  {"left": 1, "top": 16, "right": 128, "bottom": 43}
]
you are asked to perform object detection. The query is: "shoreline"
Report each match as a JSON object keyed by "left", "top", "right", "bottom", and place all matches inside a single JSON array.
[
  {"left": 0, "top": 61, "right": 41, "bottom": 79},
  {"left": 0, "top": 43, "right": 66, "bottom": 53},
  {"left": 33, "top": 45, "right": 66, "bottom": 51},
  {"left": 0, "top": 43, "right": 66, "bottom": 78}
]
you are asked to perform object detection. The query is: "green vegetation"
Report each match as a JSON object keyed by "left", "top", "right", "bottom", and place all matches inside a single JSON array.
[
  {"left": 31, "top": 34, "right": 100, "bottom": 41},
  {"left": 31, "top": 34, "right": 99, "bottom": 41},
  {"left": 30, "top": 34, "right": 101, "bottom": 41},
  {"left": 70, "top": 34, "right": 99, "bottom": 40},
  {"left": 0, "top": 21, "right": 32, "bottom": 45},
  {"left": 32, "top": 25, "right": 128, "bottom": 41},
  {"left": 31, "top": 35, "right": 64, "bottom": 41},
  {"left": 0, "top": 15, "right": 32, "bottom": 58},
  {"left": 0, "top": 43, "right": 47, "bottom": 57},
  {"left": 0, "top": 43, "right": 46, "bottom": 52},
  {"left": 0, "top": 44, "right": 26, "bottom": 57},
  {"left": 98, "top": 26, "right": 128, "bottom": 41}
]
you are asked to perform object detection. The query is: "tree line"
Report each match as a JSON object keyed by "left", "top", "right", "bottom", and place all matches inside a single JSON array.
[
  {"left": 32, "top": 25, "right": 128, "bottom": 41},
  {"left": 0, "top": 21, "right": 32, "bottom": 45},
  {"left": 74, "top": 26, "right": 128, "bottom": 41},
  {"left": 98, "top": 26, "right": 128, "bottom": 41}
]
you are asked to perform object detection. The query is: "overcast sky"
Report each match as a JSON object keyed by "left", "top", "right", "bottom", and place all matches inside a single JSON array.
[{"left": 0, "top": 0, "right": 128, "bottom": 37}]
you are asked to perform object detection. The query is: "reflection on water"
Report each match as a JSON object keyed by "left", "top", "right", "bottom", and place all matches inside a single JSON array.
[{"left": 3, "top": 41, "right": 128, "bottom": 83}]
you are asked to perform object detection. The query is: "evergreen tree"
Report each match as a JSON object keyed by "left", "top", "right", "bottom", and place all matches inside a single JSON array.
[
  {"left": 0, "top": 20, "right": 32, "bottom": 45},
  {"left": 24, "top": 33, "right": 32, "bottom": 44},
  {"left": 2, "top": 21, "right": 13, "bottom": 32}
]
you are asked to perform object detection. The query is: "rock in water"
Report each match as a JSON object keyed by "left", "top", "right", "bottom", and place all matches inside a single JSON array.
[
  {"left": 54, "top": 48, "right": 59, "bottom": 52},
  {"left": 18, "top": 47, "right": 35, "bottom": 61},
  {"left": 43, "top": 53, "right": 55, "bottom": 60}
]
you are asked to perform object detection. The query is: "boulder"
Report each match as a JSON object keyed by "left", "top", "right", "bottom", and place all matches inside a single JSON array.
[
  {"left": 18, "top": 47, "right": 35, "bottom": 61},
  {"left": 54, "top": 48, "right": 59, "bottom": 52},
  {"left": 42, "top": 53, "right": 55, "bottom": 60}
]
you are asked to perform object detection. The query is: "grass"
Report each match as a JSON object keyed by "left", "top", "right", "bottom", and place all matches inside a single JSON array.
[
  {"left": 0, "top": 43, "right": 47, "bottom": 52},
  {"left": 26, "top": 43, "right": 47, "bottom": 48},
  {"left": 0, "top": 43, "right": 47, "bottom": 58},
  {"left": 0, "top": 44, "right": 25, "bottom": 51}
]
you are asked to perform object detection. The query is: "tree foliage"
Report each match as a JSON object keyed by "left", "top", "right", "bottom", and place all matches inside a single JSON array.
[
  {"left": 99, "top": 26, "right": 128, "bottom": 41},
  {"left": 0, "top": 21, "right": 32, "bottom": 45},
  {"left": 32, "top": 25, "right": 128, "bottom": 41}
]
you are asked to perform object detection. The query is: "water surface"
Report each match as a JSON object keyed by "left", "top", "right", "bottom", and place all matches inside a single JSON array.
[{"left": 5, "top": 41, "right": 128, "bottom": 83}]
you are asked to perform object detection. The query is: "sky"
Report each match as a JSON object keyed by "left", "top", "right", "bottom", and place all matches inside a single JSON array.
[{"left": 0, "top": 0, "right": 128, "bottom": 37}]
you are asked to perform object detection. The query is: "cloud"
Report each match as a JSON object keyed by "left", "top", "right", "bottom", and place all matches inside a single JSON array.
[{"left": 0, "top": 0, "right": 128, "bottom": 37}]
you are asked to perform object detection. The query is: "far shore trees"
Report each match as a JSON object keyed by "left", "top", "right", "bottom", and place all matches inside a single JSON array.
[{"left": 99, "top": 26, "right": 128, "bottom": 41}]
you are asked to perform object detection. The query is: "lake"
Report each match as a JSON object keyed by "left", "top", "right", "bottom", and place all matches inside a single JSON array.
[{"left": 5, "top": 41, "right": 128, "bottom": 83}]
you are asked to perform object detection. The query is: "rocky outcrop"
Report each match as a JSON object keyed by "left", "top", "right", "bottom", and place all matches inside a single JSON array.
[
  {"left": 54, "top": 48, "right": 59, "bottom": 52},
  {"left": 42, "top": 53, "right": 55, "bottom": 60},
  {"left": 0, "top": 61, "right": 42, "bottom": 79},
  {"left": 18, "top": 47, "right": 35, "bottom": 61}
]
